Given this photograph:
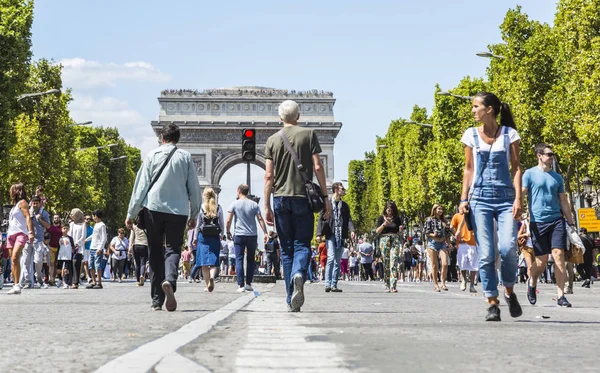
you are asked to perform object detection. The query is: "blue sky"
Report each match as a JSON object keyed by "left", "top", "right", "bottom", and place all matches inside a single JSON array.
[{"left": 31, "top": 0, "right": 557, "bottom": 232}]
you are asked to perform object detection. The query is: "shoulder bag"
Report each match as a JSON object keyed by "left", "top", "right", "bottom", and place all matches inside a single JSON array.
[
  {"left": 278, "top": 130, "right": 325, "bottom": 213},
  {"left": 135, "top": 146, "right": 178, "bottom": 230}
]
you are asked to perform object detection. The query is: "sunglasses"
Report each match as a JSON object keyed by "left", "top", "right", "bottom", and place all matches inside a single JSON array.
[{"left": 542, "top": 152, "right": 555, "bottom": 157}]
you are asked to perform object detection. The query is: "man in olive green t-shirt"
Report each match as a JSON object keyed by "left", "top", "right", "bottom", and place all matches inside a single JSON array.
[{"left": 264, "top": 100, "right": 331, "bottom": 312}]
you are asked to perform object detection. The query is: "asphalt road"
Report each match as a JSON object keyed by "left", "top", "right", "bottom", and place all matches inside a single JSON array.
[{"left": 1, "top": 278, "right": 598, "bottom": 373}]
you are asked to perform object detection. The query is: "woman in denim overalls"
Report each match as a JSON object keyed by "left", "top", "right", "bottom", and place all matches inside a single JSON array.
[{"left": 458, "top": 92, "right": 523, "bottom": 322}]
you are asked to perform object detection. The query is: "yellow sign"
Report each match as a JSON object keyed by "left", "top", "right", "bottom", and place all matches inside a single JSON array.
[{"left": 578, "top": 208, "right": 600, "bottom": 232}]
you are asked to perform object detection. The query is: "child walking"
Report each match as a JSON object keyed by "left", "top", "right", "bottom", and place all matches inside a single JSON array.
[{"left": 57, "top": 224, "right": 75, "bottom": 289}]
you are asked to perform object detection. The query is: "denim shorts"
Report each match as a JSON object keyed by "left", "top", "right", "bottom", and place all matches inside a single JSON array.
[
  {"left": 428, "top": 240, "right": 447, "bottom": 252},
  {"left": 531, "top": 217, "right": 567, "bottom": 255},
  {"left": 89, "top": 250, "right": 107, "bottom": 271}
]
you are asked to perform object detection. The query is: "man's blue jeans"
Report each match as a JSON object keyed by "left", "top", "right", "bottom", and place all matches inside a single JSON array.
[
  {"left": 234, "top": 235, "right": 257, "bottom": 287},
  {"left": 273, "top": 197, "right": 313, "bottom": 305},
  {"left": 470, "top": 189, "right": 518, "bottom": 298},
  {"left": 325, "top": 239, "right": 343, "bottom": 288}
]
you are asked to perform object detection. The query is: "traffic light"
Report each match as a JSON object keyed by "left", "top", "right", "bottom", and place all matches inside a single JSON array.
[{"left": 242, "top": 129, "right": 256, "bottom": 161}]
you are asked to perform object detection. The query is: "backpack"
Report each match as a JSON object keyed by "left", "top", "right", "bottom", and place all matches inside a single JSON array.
[{"left": 200, "top": 206, "right": 221, "bottom": 236}]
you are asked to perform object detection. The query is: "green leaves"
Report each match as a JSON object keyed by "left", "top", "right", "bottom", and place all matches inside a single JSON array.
[{"left": 348, "top": 0, "right": 600, "bottom": 229}]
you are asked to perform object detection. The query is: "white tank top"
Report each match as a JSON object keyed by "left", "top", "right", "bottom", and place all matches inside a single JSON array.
[{"left": 7, "top": 203, "right": 28, "bottom": 236}]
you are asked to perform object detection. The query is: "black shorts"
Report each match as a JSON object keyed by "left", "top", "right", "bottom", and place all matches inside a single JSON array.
[{"left": 530, "top": 217, "right": 567, "bottom": 256}]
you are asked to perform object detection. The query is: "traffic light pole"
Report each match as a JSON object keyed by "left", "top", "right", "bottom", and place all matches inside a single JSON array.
[{"left": 246, "top": 161, "right": 251, "bottom": 194}]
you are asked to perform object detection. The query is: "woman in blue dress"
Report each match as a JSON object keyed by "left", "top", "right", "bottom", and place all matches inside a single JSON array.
[{"left": 193, "top": 187, "right": 224, "bottom": 292}]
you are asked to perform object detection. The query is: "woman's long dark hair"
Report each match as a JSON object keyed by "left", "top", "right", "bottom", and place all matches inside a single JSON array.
[
  {"left": 475, "top": 92, "right": 516, "bottom": 129},
  {"left": 10, "top": 183, "right": 27, "bottom": 204},
  {"left": 382, "top": 201, "right": 399, "bottom": 217}
]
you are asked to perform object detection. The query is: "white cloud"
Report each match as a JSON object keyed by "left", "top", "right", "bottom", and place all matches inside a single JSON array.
[
  {"left": 69, "top": 94, "right": 157, "bottom": 157},
  {"left": 60, "top": 57, "right": 170, "bottom": 88}
]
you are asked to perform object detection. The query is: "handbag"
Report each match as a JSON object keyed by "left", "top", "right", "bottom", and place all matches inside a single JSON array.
[
  {"left": 135, "top": 146, "right": 178, "bottom": 230},
  {"left": 464, "top": 126, "right": 502, "bottom": 231},
  {"left": 278, "top": 130, "right": 325, "bottom": 213},
  {"left": 566, "top": 244, "right": 584, "bottom": 264}
]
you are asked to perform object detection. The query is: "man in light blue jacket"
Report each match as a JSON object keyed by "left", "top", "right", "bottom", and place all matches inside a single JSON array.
[{"left": 126, "top": 123, "right": 201, "bottom": 312}]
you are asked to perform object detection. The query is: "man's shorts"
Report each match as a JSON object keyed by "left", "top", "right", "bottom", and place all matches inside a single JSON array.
[
  {"left": 229, "top": 257, "right": 235, "bottom": 267},
  {"left": 531, "top": 217, "right": 567, "bottom": 256},
  {"left": 7, "top": 232, "right": 27, "bottom": 249},
  {"left": 82, "top": 250, "right": 90, "bottom": 262},
  {"left": 457, "top": 243, "right": 478, "bottom": 272},
  {"left": 89, "top": 250, "right": 107, "bottom": 271}
]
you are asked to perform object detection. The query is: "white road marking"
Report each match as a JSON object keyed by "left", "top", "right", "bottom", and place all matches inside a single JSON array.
[
  {"left": 235, "top": 295, "right": 352, "bottom": 372},
  {"left": 154, "top": 352, "right": 212, "bottom": 373},
  {"left": 94, "top": 292, "right": 256, "bottom": 373}
]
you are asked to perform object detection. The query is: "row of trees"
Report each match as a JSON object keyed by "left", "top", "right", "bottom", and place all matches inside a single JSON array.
[
  {"left": 347, "top": 0, "right": 600, "bottom": 234},
  {"left": 0, "top": 1, "right": 142, "bottom": 232}
]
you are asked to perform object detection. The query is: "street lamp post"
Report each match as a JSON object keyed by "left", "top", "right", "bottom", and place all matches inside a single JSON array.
[
  {"left": 69, "top": 121, "right": 93, "bottom": 126},
  {"left": 406, "top": 121, "right": 433, "bottom": 128},
  {"left": 16, "top": 89, "right": 60, "bottom": 101},
  {"left": 78, "top": 143, "right": 117, "bottom": 151},
  {"left": 109, "top": 156, "right": 128, "bottom": 161},
  {"left": 437, "top": 92, "right": 473, "bottom": 100},
  {"left": 582, "top": 176, "right": 594, "bottom": 208},
  {"left": 476, "top": 51, "right": 506, "bottom": 59}
]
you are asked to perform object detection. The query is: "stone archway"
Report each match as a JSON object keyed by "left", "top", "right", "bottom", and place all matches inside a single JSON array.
[{"left": 150, "top": 86, "right": 342, "bottom": 194}]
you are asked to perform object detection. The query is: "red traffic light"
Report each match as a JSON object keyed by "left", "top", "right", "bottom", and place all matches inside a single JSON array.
[{"left": 244, "top": 129, "right": 254, "bottom": 138}]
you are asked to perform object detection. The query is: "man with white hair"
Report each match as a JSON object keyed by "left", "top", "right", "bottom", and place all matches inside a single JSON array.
[{"left": 264, "top": 100, "right": 331, "bottom": 312}]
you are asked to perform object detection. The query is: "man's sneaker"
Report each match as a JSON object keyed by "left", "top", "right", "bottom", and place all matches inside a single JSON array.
[
  {"left": 469, "top": 284, "right": 477, "bottom": 293},
  {"left": 236, "top": 287, "right": 246, "bottom": 293},
  {"left": 460, "top": 280, "right": 467, "bottom": 291},
  {"left": 331, "top": 287, "right": 342, "bottom": 293},
  {"left": 485, "top": 304, "right": 501, "bottom": 321},
  {"left": 161, "top": 281, "right": 177, "bottom": 312},
  {"left": 188, "top": 278, "right": 193, "bottom": 283},
  {"left": 33, "top": 283, "right": 41, "bottom": 289},
  {"left": 92, "top": 284, "right": 103, "bottom": 289},
  {"left": 504, "top": 292, "right": 523, "bottom": 318},
  {"left": 557, "top": 295, "right": 572, "bottom": 308},
  {"left": 85, "top": 283, "right": 96, "bottom": 289},
  {"left": 287, "top": 304, "right": 300, "bottom": 312},
  {"left": 290, "top": 274, "right": 305, "bottom": 310},
  {"left": 41, "top": 283, "right": 49, "bottom": 289},
  {"left": 325, "top": 287, "right": 331, "bottom": 293},
  {"left": 244, "top": 284, "right": 253, "bottom": 291},
  {"left": 527, "top": 280, "right": 537, "bottom": 305},
  {"left": 582, "top": 279, "right": 591, "bottom": 288},
  {"left": 7, "top": 285, "right": 21, "bottom": 295},
  {"left": 151, "top": 305, "right": 162, "bottom": 311}
]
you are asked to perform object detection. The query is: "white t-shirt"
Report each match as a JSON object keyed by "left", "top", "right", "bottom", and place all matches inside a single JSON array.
[
  {"left": 69, "top": 222, "right": 87, "bottom": 254},
  {"left": 349, "top": 256, "right": 357, "bottom": 267},
  {"left": 110, "top": 236, "right": 129, "bottom": 260},
  {"left": 460, "top": 126, "right": 520, "bottom": 186},
  {"left": 341, "top": 248, "right": 349, "bottom": 260},
  {"left": 57, "top": 236, "right": 73, "bottom": 261},
  {"left": 228, "top": 240, "right": 236, "bottom": 258},
  {"left": 87, "top": 222, "right": 107, "bottom": 253}
]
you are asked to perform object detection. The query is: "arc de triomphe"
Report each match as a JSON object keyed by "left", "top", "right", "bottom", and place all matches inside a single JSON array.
[{"left": 150, "top": 86, "right": 342, "bottom": 194}]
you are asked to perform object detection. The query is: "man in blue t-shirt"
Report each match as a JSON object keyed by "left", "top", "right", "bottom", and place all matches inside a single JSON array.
[{"left": 522, "top": 143, "right": 576, "bottom": 308}]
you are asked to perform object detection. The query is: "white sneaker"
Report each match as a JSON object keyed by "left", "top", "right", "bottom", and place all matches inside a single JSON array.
[
  {"left": 7, "top": 285, "right": 21, "bottom": 295},
  {"left": 244, "top": 284, "right": 253, "bottom": 291},
  {"left": 41, "top": 283, "right": 49, "bottom": 289},
  {"left": 237, "top": 287, "right": 246, "bottom": 293},
  {"left": 62, "top": 283, "right": 69, "bottom": 289},
  {"left": 33, "top": 283, "right": 41, "bottom": 289},
  {"left": 188, "top": 278, "right": 193, "bottom": 283},
  {"left": 460, "top": 280, "right": 467, "bottom": 291}
]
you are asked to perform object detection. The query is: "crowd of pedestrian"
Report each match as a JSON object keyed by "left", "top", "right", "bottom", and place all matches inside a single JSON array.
[{"left": 3, "top": 96, "right": 599, "bottom": 323}]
